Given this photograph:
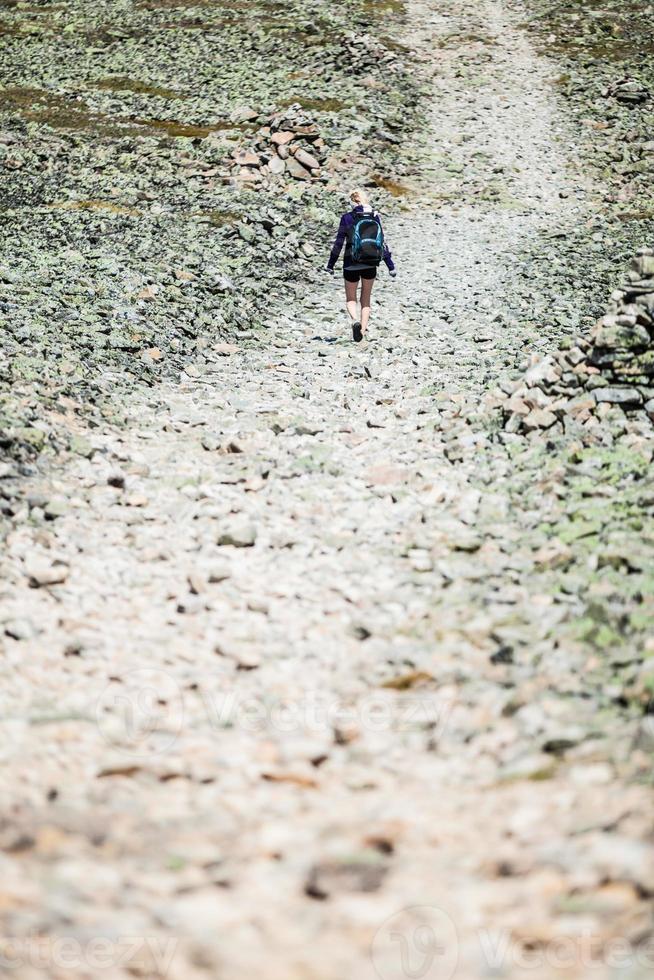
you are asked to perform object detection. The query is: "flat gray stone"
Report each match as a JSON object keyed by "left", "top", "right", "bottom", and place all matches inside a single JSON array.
[{"left": 593, "top": 387, "right": 643, "bottom": 407}]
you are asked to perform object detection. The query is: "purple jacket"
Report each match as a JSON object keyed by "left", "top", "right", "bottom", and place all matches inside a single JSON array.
[{"left": 327, "top": 205, "right": 395, "bottom": 272}]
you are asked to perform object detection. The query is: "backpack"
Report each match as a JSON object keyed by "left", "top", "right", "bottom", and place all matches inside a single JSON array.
[{"left": 348, "top": 211, "right": 384, "bottom": 265}]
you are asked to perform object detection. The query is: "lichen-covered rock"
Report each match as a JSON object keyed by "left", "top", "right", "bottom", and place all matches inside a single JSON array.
[{"left": 592, "top": 319, "right": 649, "bottom": 352}]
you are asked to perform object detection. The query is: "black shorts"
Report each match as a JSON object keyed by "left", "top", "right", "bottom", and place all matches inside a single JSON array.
[{"left": 343, "top": 266, "right": 377, "bottom": 283}]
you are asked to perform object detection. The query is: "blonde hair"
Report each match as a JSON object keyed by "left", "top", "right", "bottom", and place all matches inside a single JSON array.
[{"left": 350, "top": 188, "right": 371, "bottom": 207}]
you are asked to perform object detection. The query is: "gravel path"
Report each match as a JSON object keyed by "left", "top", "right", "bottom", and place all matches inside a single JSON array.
[{"left": 2, "top": 3, "right": 652, "bottom": 979}]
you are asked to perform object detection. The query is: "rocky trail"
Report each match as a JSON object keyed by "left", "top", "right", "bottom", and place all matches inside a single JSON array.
[{"left": 2, "top": 2, "right": 654, "bottom": 979}]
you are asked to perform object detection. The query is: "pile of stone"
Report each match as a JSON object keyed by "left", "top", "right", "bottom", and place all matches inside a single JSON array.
[
  {"left": 230, "top": 104, "right": 327, "bottom": 186},
  {"left": 603, "top": 78, "right": 650, "bottom": 107},
  {"left": 498, "top": 248, "right": 654, "bottom": 434},
  {"left": 335, "top": 32, "right": 405, "bottom": 75}
]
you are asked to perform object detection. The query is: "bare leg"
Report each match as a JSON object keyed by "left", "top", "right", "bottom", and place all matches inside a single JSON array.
[
  {"left": 345, "top": 279, "right": 359, "bottom": 322},
  {"left": 360, "top": 277, "right": 374, "bottom": 334}
]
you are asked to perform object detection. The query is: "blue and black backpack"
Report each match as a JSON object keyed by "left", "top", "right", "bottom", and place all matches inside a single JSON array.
[{"left": 348, "top": 211, "right": 384, "bottom": 265}]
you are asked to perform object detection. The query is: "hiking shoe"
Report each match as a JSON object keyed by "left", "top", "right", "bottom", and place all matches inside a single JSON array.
[{"left": 352, "top": 321, "right": 362, "bottom": 343}]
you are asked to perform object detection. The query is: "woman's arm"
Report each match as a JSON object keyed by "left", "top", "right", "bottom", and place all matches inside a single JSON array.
[
  {"left": 376, "top": 215, "right": 395, "bottom": 272},
  {"left": 327, "top": 215, "right": 348, "bottom": 270}
]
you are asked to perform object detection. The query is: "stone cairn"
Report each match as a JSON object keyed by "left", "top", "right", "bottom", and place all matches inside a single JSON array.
[
  {"left": 229, "top": 104, "right": 326, "bottom": 186},
  {"left": 498, "top": 248, "right": 654, "bottom": 434}
]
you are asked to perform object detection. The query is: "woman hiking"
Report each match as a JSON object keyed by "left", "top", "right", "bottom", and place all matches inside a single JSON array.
[{"left": 325, "top": 189, "right": 396, "bottom": 342}]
